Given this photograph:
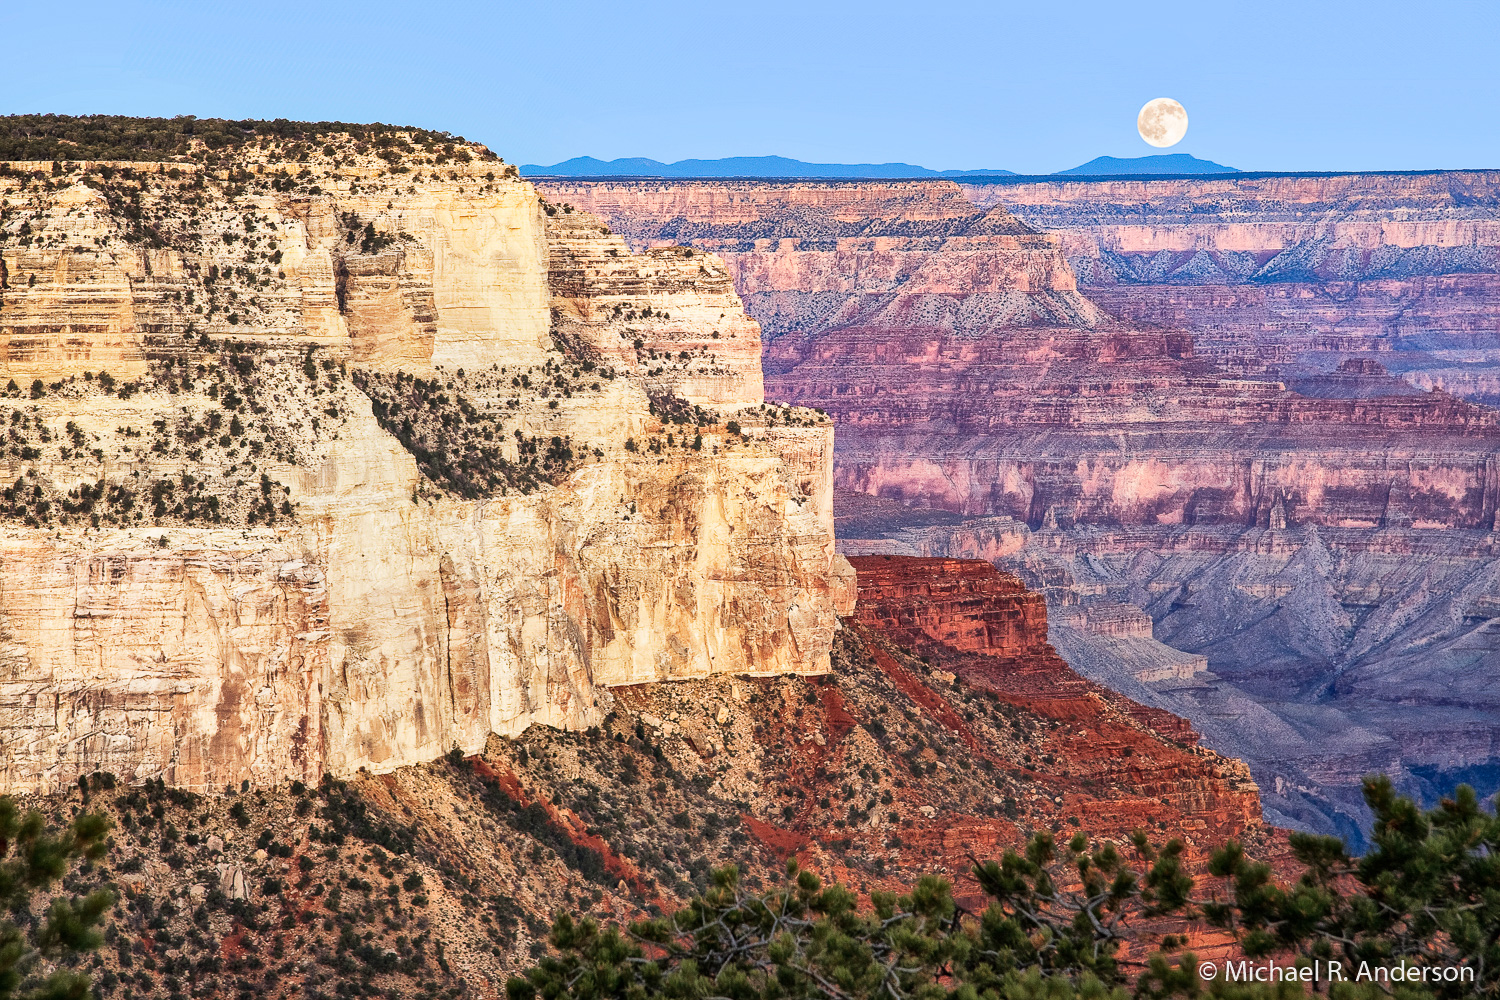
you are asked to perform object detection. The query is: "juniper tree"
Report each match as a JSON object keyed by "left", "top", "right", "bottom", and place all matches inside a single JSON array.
[
  {"left": 0, "top": 796, "right": 114, "bottom": 1000},
  {"left": 507, "top": 830, "right": 1187, "bottom": 1000},
  {"left": 515, "top": 778, "right": 1497, "bottom": 1000}
]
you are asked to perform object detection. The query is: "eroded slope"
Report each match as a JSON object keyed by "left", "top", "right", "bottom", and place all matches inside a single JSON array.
[{"left": 543, "top": 176, "right": 1500, "bottom": 846}]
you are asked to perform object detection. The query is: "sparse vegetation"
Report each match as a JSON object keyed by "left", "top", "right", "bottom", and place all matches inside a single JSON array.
[
  {"left": 520, "top": 777, "right": 1500, "bottom": 1000},
  {"left": 0, "top": 115, "right": 495, "bottom": 164},
  {"left": 0, "top": 342, "right": 363, "bottom": 530},
  {"left": 355, "top": 365, "right": 610, "bottom": 498}
]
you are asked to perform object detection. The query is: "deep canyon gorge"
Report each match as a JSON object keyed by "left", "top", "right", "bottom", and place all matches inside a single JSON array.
[{"left": 537, "top": 171, "right": 1500, "bottom": 848}]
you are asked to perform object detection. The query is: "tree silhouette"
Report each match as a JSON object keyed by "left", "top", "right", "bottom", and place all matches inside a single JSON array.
[{"left": 0, "top": 795, "right": 115, "bottom": 1000}]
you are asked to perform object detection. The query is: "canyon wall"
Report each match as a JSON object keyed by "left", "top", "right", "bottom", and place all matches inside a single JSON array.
[
  {"left": 5, "top": 552, "right": 1273, "bottom": 997},
  {"left": 967, "top": 171, "right": 1500, "bottom": 286},
  {"left": 960, "top": 172, "right": 1500, "bottom": 395},
  {"left": 538, "top": 175, "right": 1500, "bottom": 846},
  {"left": 0, "top": 144, "right": 845, "bottom": 794},
  {"left": 534, "top": 179, "right": 1106, "bottom": 346},
  {"left": 538, "top": 177, "right": 1500, "bottom": 533},
  {"left": 837, "top": 504, "right": 1500, "bottom": 847}
]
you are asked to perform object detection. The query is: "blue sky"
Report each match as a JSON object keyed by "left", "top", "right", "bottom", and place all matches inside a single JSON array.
[{"left": 3, "top": 0, "right": 1497, "bottom": 173}]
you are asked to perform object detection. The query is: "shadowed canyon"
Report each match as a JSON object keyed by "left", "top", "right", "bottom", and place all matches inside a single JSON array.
[{"left": 537, "top": 172, "right": 1500, "bottom": 848}]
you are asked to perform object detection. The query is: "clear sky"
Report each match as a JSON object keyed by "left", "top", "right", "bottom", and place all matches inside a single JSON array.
[{"left": 4, "top": 0, "right": 1498, "bottom": 174}]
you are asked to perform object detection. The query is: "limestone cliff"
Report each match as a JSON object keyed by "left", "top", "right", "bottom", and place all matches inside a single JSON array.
[{"left": 0, "top": 132, "right": 845, "bottom": 794}]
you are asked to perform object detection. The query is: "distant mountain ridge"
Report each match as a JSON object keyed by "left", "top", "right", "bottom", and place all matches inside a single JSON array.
[
  {"left": 521, "top": 155, "right": 1015, "bottom": 179},
  {"left": 1055, "top": 153, "right": 1239, "bottom": 175},
  {"left": 522, "top": 153, "right": 1241, "bottom": 179}
]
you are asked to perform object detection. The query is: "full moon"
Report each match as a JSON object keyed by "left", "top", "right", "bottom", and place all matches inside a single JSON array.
[{"left": 1137, "top": 98, "right": 1188, "bottom": 147}]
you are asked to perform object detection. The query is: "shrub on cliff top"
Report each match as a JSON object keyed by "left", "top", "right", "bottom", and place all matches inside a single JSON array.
[
  {"left": 0, "top": 796, "right": 115, "bottom": 1000},
  {"left": 0, "top": 114, "right": 493, "bottom": 162},
  {"left": 514, "top": 777, "right": 1499, "bottom": 1000}
]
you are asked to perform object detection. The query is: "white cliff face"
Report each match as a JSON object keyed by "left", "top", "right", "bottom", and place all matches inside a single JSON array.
[
  {"left": 544, "top": 212, "right": 765, "bottom": 408},
  {"left": 0, "top": 149, "right": 844, "bottom": 794},
  {"left": 410, "top": 184, "right": 554, "bottom": 369},
  {"left": 0, "top": 536, "right": 330, "bottom": 792},
  {"left": 302, "top": 416, "right": 842, "bottom": 786}
]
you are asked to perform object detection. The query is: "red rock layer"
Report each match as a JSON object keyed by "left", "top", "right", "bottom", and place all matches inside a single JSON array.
[
  {"left": 846, "top": 555, "right": 1260, "bottom": 845},
  {"left": 786, "top": 325, "right": 1500, "bottom": 529},
  {"left": 849, "top": 556, "right": 1048, "bottom": 659}
]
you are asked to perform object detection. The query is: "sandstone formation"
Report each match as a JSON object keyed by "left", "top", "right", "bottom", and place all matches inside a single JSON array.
[
  {"left": 0, "top": 135, "right": 845, "bottom": 795},
  {"left": 842, "top": 555, "right": 1259, "bottom": 846}
]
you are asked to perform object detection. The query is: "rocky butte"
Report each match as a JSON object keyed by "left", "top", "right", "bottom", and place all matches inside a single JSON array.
[
  {"left": 0, "top": 126, "right": 853, "bottom": 795},
  {"left": 537, "top": 175, "right": 1500, "bottom": 847},
  {"left": 962, "top": 171, "right": 1500, "bottom": 397}
]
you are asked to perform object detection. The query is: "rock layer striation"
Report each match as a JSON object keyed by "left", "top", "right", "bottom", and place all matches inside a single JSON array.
[{"left": 0, "top": 142, "right": 844, "bottom": 794}]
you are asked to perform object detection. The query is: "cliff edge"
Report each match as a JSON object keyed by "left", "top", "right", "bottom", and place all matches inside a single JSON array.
[{"left": 0, "top": 127, "right": 851, "bottom": 794}]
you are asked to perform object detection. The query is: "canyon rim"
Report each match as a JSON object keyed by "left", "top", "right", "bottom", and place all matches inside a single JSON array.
[{"left": 0, "top": 125, "right": 852, "bottom": 795}]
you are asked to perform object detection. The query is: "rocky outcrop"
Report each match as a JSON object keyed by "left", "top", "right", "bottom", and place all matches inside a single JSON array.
[
  {"left": 0, "top": 183, "right": 154, "bottom": 376},
  {"left": 544, "top": 209, "right": 763, "bottom": 407},
  {"left": 1053, "top": 603, "right": 1207, "bottom": 684},
  {"left": 848, "top": 557, "right": 1048, "bottom": 659},
  {"left": 533, "top": 178, "right": 1107, "bottom": 347},
  {"left": 0, "top": 140, "right": 844, "bottom": 794},
  {"left": 845, "top": 555, "right": 1261, "bottom": 845},
  {"left": 844, "top": 509, "right": 1500, "bottom": 849}
]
